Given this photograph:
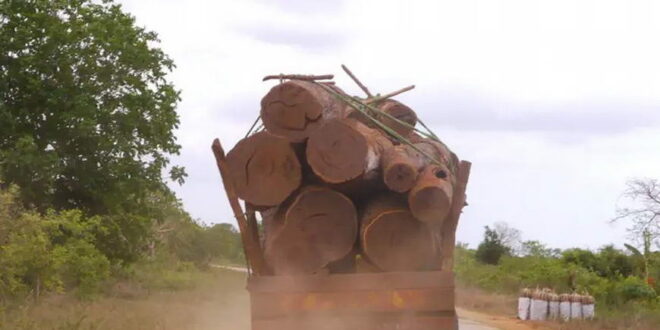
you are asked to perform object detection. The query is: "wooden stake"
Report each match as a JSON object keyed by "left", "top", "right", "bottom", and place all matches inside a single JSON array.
[
  {"left": 262, "top": 74, "right": 334, "bottom": 82},
  {"left": 341, "top": 64, "right": 373, "bottom": 98},
  {"left": 212, "top": 138, "right": 266, "bottom": 276},
  {"left": 366, "top": 85, "right": 415, "bottom": 104},
  {"left": 440, "top": 161, "right": 471, "bottom": 270}
]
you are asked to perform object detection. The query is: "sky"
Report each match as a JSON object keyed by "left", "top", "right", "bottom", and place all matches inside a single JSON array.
[{"left": 118, "top": 0, "right": 660, "bottom": 250}]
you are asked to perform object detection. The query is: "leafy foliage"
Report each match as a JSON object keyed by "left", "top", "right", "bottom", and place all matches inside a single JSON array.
[
  {"left": 520, "top": 240, "right": 560, "bottom": 258},
  {"left": 475, "top": 226, "right": 510, "bottom": 265},
  {"left": 0, "top": 186, "right": 109, "bottom": 300},
  {"left": 456, "top": 241, "right": 659, "bottom": 319},
  {"left": 0, "top": 183, "right": 244, "bottom": 302},
  {"left": 0, "top": 0, "right": 185, "bottom": 264}
]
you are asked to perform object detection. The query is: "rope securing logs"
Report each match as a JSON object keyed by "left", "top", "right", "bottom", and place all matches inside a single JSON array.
[{"left": 214, "top": 65, "right": 470, "bottom": 275}]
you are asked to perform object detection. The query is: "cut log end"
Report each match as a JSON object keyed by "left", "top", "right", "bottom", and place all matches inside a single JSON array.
[
  {"left": 306, "top": 119, "right": 370, "bottom": 183},
  {"left": 383, "top": 163, "right": 418, "bottom": 193},
  {"left": 409, "top": 166, "right": 453, "bottom": 223},
  {"left": 265, "top": 186, "right": 358, "bottom": 275},
  {"left": 284, "top": 187, "right": 358, "bottom": 261},
  {"left": 261, "top": 80, "right": 345, "bottom": 142},
  {"left": 362, "top": 209, "right": 434, "bottom": 272},
  {"left": 381, "top": 145, "right": 424, "bottom": 193},
  {"left": 225, "top": 131, "right": 301, "bottom": 206}
]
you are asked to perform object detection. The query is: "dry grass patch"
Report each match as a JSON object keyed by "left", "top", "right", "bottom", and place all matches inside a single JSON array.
[{"left": 0, "top": 269, "right": 251, "bottom": 330}]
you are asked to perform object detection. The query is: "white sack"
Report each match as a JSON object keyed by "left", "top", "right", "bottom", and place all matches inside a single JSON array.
[
  {"left": 570, "top": 301, "right": 582, "bottom": 319},
  {"left": 529, "top": 299, "right": 548, "bottom": 321},
  {"left": 582, "top": 303, "right": 595, "bottom": 319},
  {"left": 517, "top": 297, "right": 531, "bottom": 320},
  {"left": 548, "top": 301, "right": 560, "bottom": 319},
  {"left": 559, "top": 301, "right": 571, "bottom": 321}
]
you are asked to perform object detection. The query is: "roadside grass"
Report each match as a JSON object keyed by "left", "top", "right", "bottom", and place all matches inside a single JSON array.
[
  {"left": 456, "top": 285, "right": 660, "bottom": 330},
  {"left": 0, "top": 267, "right": 250, "bottom": 330}
]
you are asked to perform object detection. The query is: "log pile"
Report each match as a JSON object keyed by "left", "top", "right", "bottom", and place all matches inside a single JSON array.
[{"left": 216, "top": 66, "right": 470, "bottom": 276}]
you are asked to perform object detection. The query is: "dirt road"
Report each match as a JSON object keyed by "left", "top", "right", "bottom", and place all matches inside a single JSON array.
[
  {"left": 215, "top": 266, "right": 531, "bottom": 330},
  {"left": 21, "top": 268, "right": 539, "bottom": 329}
]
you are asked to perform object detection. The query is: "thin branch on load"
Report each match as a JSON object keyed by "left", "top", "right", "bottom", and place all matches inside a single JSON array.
[
  {"left": 245, "top": 115, "right": 261, "bottom": 138},
  {"left": 341, "top": 64, "right": 373, "bottom": 98},
  {"left": 314, "top": 83, "right": 444, "bottom": 169},
  {"left": 416, "top": 118, "right": 440, "bottom": 141},
  {"left": 262, "top": 74, "right": 334, "bottom": 82},
  {"left": 351, "top": 95, "right": 451, "bottom": 161},
  {"left": 365, "top": 85, "right": 415, "bottom": 104}
]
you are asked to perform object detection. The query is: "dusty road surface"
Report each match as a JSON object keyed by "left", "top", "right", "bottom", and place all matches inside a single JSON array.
[
  {"left": 23, "top": 268, "right": 538, "bottom": 329},
  {"left": 213, "top": 266, "right": 528, "bottom": 330}
]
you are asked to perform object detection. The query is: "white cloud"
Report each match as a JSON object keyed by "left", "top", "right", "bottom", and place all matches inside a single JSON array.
[{"left": 119, "top": 0, "right": 660, "bottom": 249}]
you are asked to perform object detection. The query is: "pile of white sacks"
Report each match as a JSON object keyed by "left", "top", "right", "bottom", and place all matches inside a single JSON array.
[{"left": 518, "top": 288, "right": 595, "bottom": 321}]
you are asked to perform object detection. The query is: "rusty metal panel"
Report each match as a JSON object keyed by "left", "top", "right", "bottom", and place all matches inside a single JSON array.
[
  {"left": 247, "top": 270, "right": 454, "bottom": 293},
  {"left": 248, "top": 271, "right": 456, "bottom": 330},
  {"left": 251, "top": 288, "right": 454, "bottom": 318},
  {"left": 252, "top": 314, "right": 457, "bottom": 330}
]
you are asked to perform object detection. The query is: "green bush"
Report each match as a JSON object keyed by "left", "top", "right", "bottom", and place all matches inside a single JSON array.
[
  {"left": 474, "top": 226, "right": 510, "bottom": 265},
  {"left": 455, "top": 243, "right": 659, "bottom": 320},
  {"left": 0, "top": 186, "right": 109, "bottom": 300},
  {"left": 617, "top": 276, "right": 657, "bottom": 302}
]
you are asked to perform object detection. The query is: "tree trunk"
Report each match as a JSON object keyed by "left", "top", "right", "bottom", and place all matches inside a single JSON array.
[
  {"left": 306, "top": 118, "right": 393, "bottom": 184},
  {"left": 408, "top": 165, "right": 454, "bottom": 224},
  {"left": 260, "top": 80, "right": 348, "bottom": 142},
  {"left": 380, "top": 143, "right": 437, "bottom": 193},
  {"left": 264, "top": 186, "right": 358, "bottom": 275},
  {"left": 375, "top": 99, "right": 417, "bottom": 137},
  {"left": 360, "top": 194, "right": 435, "bottom": 271},
  {"left": 225, "top": 131, "right": 302, "bottom": 207}
]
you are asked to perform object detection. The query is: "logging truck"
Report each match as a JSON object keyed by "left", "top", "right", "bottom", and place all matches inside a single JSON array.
[{"left": 212, "top": 67, "right": 471, "bottom": 330}]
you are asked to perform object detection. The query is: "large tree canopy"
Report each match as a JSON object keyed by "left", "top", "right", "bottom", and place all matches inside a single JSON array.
[{"left": 0, "top": 0, "right": 185, "bottom": 262}]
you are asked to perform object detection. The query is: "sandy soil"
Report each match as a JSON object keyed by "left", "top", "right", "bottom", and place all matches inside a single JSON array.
[
  {"left": 457, "top": 308, "right": 550, "bottom": 330},
  {"left": 10, "top": 269, "right": 546, "bottom": 330}
]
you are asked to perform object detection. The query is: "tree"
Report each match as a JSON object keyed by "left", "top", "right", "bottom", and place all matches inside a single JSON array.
[
  {"left": 475, "top": 226, "right": 510, "bottom": 265},
  {"left": 613, "top": 178, "right": 659, "bottom": 282},
  {"left": 520, "top": 240, "right": 560, "bottom": 258},
  {"left": 562, "top": 248, "right": 599, "bottom": 272},
  {"left": 0, "top": 0, "right": 185, "bottom": 263},
  {"left": 596, "top": 245, "right": 635, "bottom": 278},
  {"left": 624, "top": 233, "right": 652, "bottom": 281},
  {"left": 493, "top": 221, "right": 522, "bottom": 254},
  {"left": 613, "top": 179, "right": 659, "bottom": 249}
]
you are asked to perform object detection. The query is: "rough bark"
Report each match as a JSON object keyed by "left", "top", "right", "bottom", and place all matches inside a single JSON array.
[
  {"left": 407, "top": 134, "right": 458, "bottom": 170},
  {"left": 264, "top": 186, "right": 358, "bottom": 275},
  {"left": 408, "top": 165, "right": 454, "bottom": 224},
  {"left": 360, "top": 194, "right": 435, "bottom": 271},
  {"left": 306, "top": 118, "right": 393, "bottom": 184},
  {"left": 376, "top": 99, "right": 417, "bottom": 137},
  {"left": 380, "top": 143, "right": 438, "bottom": 193},
  {"left": 225, "top": 131, "right": 302, "bottom": 207},
  {"left": 260, "top": 80, "right": 347, "bottom": 142}
]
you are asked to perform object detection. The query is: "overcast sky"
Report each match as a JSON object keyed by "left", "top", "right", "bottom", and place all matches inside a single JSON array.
[{"left": 119, "top": 0, "right": 660, "bottom": 250}]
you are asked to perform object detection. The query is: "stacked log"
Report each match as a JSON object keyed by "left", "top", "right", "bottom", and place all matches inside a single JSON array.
[{"left": 221, "top": 72, "right": 469, "bottom": 276}]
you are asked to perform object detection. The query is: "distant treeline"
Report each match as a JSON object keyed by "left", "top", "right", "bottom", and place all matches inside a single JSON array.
[
  {"left": 0, "top": 184, "right": 244, "bottom": 301},
  {"left": 456, "top": 224, "right": 659, "bottom": 326}
]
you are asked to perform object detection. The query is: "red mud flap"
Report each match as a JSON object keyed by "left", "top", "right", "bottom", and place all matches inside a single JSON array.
[{"left": 247, "top": 271, "right": 457, "bottom": 330}]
